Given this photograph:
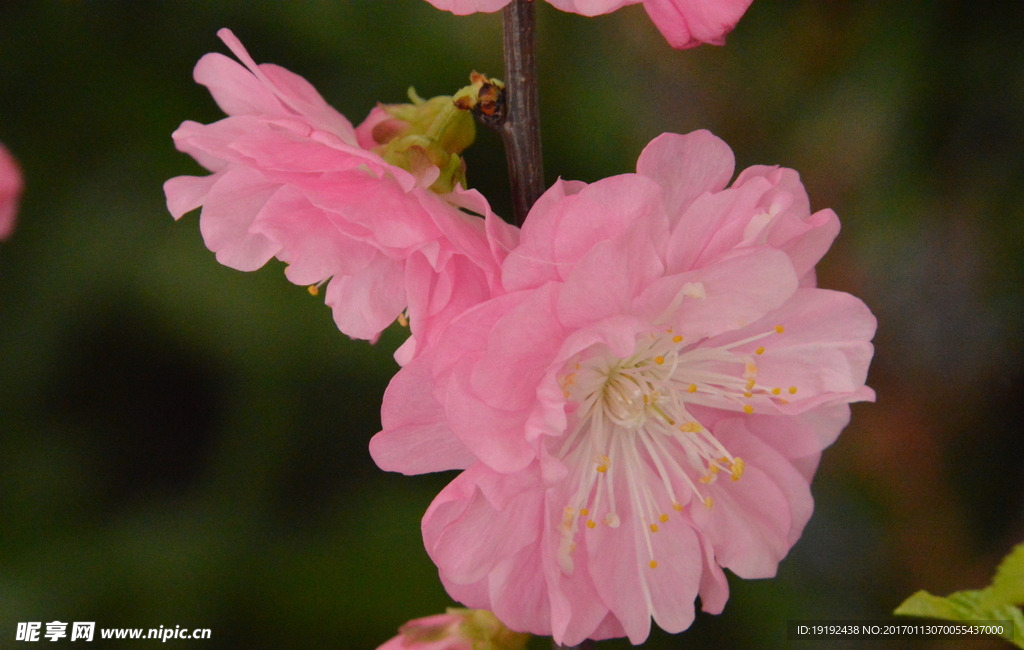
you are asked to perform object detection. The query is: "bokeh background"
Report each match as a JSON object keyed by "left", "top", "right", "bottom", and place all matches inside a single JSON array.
[{"left": 1, "top": 1, "right": 1022, "bottom": 648}]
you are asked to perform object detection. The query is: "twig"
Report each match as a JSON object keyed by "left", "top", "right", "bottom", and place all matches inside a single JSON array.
[{"left": 499, "top": 0, "right": 544, "bottom": 226}]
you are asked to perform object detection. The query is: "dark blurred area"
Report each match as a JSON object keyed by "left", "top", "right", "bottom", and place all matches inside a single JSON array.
[{"left": 1, "top": 1, "right": 1021, "bottom": 648}]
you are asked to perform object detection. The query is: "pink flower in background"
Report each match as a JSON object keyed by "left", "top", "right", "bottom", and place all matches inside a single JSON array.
[
  {"left": 377, "top": 609, "right": 529, "bottom": 650},
  {"left": 0, "top": 142, "right": 23, "bottom": 241},
  {"left": 164, "top": 29, "right": 516, "bottom": 346},
  {"left": 422, "top": 0, "right": 753, "bottom": 49},
  {"left": 371, "top": 131, "right": 875, "bottom": 644},
  {"left": 642, "top": 0, "right": 754, "bottom": 48}
]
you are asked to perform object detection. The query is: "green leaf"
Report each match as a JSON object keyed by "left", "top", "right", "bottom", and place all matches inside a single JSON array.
[
  {"left": 895, "top": 542, "right": 1024, "bottom": 648},
  {"left": 988, "top": 543, "right": 1024, "bottom": 607},
  {"left": 895, "top": 588, "right": 987, "bottom": 621}
]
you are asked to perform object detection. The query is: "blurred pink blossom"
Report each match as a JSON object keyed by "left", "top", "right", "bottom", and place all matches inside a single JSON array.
[
  {"left": 371, "top": 131, "right": 875, "bottom": 644},
  {"left": 377, "top": 609, "right": 528, "bottom": 650},
  {"left": 164, "top": 29, "right": 516, "bottom": 347},
  {"left": 0, "top": 142, "right": 23, "bottom": 241},
  {"left": 422, "top": 0, "right": 753, "bottom": 49}
]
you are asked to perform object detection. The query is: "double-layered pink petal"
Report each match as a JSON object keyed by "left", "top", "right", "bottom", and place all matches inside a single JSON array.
[
  {"left": 374, "top": 130, "right": 875, "bottom": 644},
  {"left": 165, "top": 30, "right": 513, "bottom": 347}
]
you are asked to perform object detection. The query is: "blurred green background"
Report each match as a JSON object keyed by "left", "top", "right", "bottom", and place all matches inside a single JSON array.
[{"left": 1, "top": 1, "right": 1022, "bottom": 648}]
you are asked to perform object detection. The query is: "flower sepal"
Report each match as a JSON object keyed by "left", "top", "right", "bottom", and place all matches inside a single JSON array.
[{"left": 361, "top": 83, "right": 481, "bottom": 193}]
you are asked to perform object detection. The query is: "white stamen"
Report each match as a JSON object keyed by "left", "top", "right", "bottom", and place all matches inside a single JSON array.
[{"left": 555, "top": 325, "right": 790, "bottom": 572}]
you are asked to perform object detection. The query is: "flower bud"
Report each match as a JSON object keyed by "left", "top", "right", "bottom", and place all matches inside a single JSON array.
[
  {"left": 358, "top": 80, "right": 482, "bottom": 194},
  {"left": 377, "top": 609, "right": 529, "bottom": 650}
]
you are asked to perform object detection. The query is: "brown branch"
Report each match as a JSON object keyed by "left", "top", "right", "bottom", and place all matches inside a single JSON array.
[{"left": 500, "top": 0, "right": 544, "bottom": 227}]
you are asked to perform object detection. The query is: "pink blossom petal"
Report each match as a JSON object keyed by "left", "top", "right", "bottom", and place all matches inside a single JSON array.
[
  {"left": 548, "top": 175, "right": 664, "bottom": 280},
  {"left": 421, "top": 0, "right": 512, "bottom": 14},
  {"left": 446, "top": 365, "right": 536, "bottom": 473},
  {"left": 196, "top": 167, "right": 282, "bottom": 271},
  {"left": 250, "top": 186, "right": 377, "bottom": 284},
  {"left": 556, "top": 222, "right": 667, "bottom": 329},
  {"left": 663, "top": 176, "right": 773, "bottom": 273},
  {"left": 423, "top": 464, "right": 544, "bottom": 585},
  {"left": 690, "top": 416, "right": 814, "bottom": 577},
  {"left": 370, "top": 354, "right": 476, "bottom": 474},
  {"left": 546, "top": 0, "right": 642, "bottom": 16},
  {"left": 163, "top": 173, "right": 220, "bottom": 220},
  {"left": 487, "top": 543, "right": 557, "bottom": 636},
  {"left": 213, "top": 29, "right": 357, "bottom": 140},
  {"left": 642, "top": 0, "right": 753, "bottom": 49},
  {"left": 703, "top": 288, "right": 877, "bottom": 412},
  {"left": 636, "top": 247, "right": 799, "bottom": 341},
  {"left": 0, "top": 143, "right": 22, "bottom": 241},
  {"left": 637, "top": 130, "right": 735, "bottom": 219},
  {"left": 501, "top": 178, "right": 587, "bottom": 291},
  {"left": 193, "top": 52, "right": 284, "bottom": 118},
  {"left": 741, "top": 404, "right": 852, "bottom": 482},
  {"left": 470, "top": 284, "right": 565, "bottom": 412},
  {"left": 323, "top": 254, "right": 407, "bottom": 340},
  {"left": 696, "top": 534, "right": 729, "bottom": 614}
]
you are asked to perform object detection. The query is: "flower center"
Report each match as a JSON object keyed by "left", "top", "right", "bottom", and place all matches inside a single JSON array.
[{"left": 554, "top": 325, "right": 796, "bottom": 573}]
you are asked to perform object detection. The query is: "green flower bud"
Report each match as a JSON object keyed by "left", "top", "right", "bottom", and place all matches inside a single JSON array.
[{"left": 364, "top": 74, "right": 500, "bottom": 194}]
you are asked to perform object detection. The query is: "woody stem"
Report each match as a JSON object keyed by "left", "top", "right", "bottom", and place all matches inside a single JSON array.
[{"left": 500, "top": 0, "right": 544, "bottom": 227}]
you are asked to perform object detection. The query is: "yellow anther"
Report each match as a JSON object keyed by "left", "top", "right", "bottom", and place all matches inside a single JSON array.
[
  {"left": 745, "top": 378, "right": 756, "bottom": 391},
  {"left": 596, "top": 464, "right": 607, "bottom": 473},
  {"left": 687, "top": 384, "right": 698, "bottom": 393},
  {"left": 659, "top": 513, "right": 669, "bottom": 523},
  {"left": 579, "top": 508, "right": 589, "bottom": 516},
  {"left": 649, "top": 523, "right": 659, "bottom": 533},
  {"left": 396, "top": 311, "right": 409, "bottom": 327},
  {"left": 788, "top": 386, "right": 798, "bottom": 395},
  {"left": 586, "top": 519, "right": 596, "bottom": 529},
  {"left": 672, "top": 335, "right": 683, "bottom": 344},
  {"left": 672, "top": 502, "right": 684, "bottom": 512},
  {"left": 774, "top": 325, "right": 785, "bottom": 334},
  {"left": 307, "top": 285, "right": 320, "bottom": 297},
  {"left": 743, "top": 404, "right": 754, "bottom": 414},
  {"left": 643, "top": 394, "right": 650, "bottom": 404},
  {"left": 679, "top": 422, "right": 702, "bottom": 433},
  {"left": 755, "top": 346, "right": 765, "bottom": 355},
  {"left": 731, "top": 457, "right": 745, "bottom": 481},
  {"left": 704, "top": 496, "right": 714, "bottom": 509},
  {"left": 699, "top": 473, "right": 713, "bottom": 484},
  {"left": 649, "top": 560, "right": 658, "bottom": 569},
  {"left": 771, "top": 387, "right": 781, "bottom": 395},
  {"left": 655, "top": 356, "right": 665, "bottom": 365},
  {"left": 744, "top": 392, "right": 753, "bottom": 398},
  {"left": 745, "top": 361, "right": 758, "bottom": 376}
]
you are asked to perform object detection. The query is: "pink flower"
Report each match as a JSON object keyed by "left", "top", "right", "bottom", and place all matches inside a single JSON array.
[
  {"left": 371, "top": 131, "right": 875, "bottom": 644},
  {"left": 422, "top": 0, "right": 753, "bottom": 49},
  {"left": 164, "top": 29, "right": 516, "bottom": 347},
  {"left": 377, "top": 609, "right": 529, "bottom": 650},
  {"left": 0, "top": 142, "right": 23, "bottom": 241}
]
